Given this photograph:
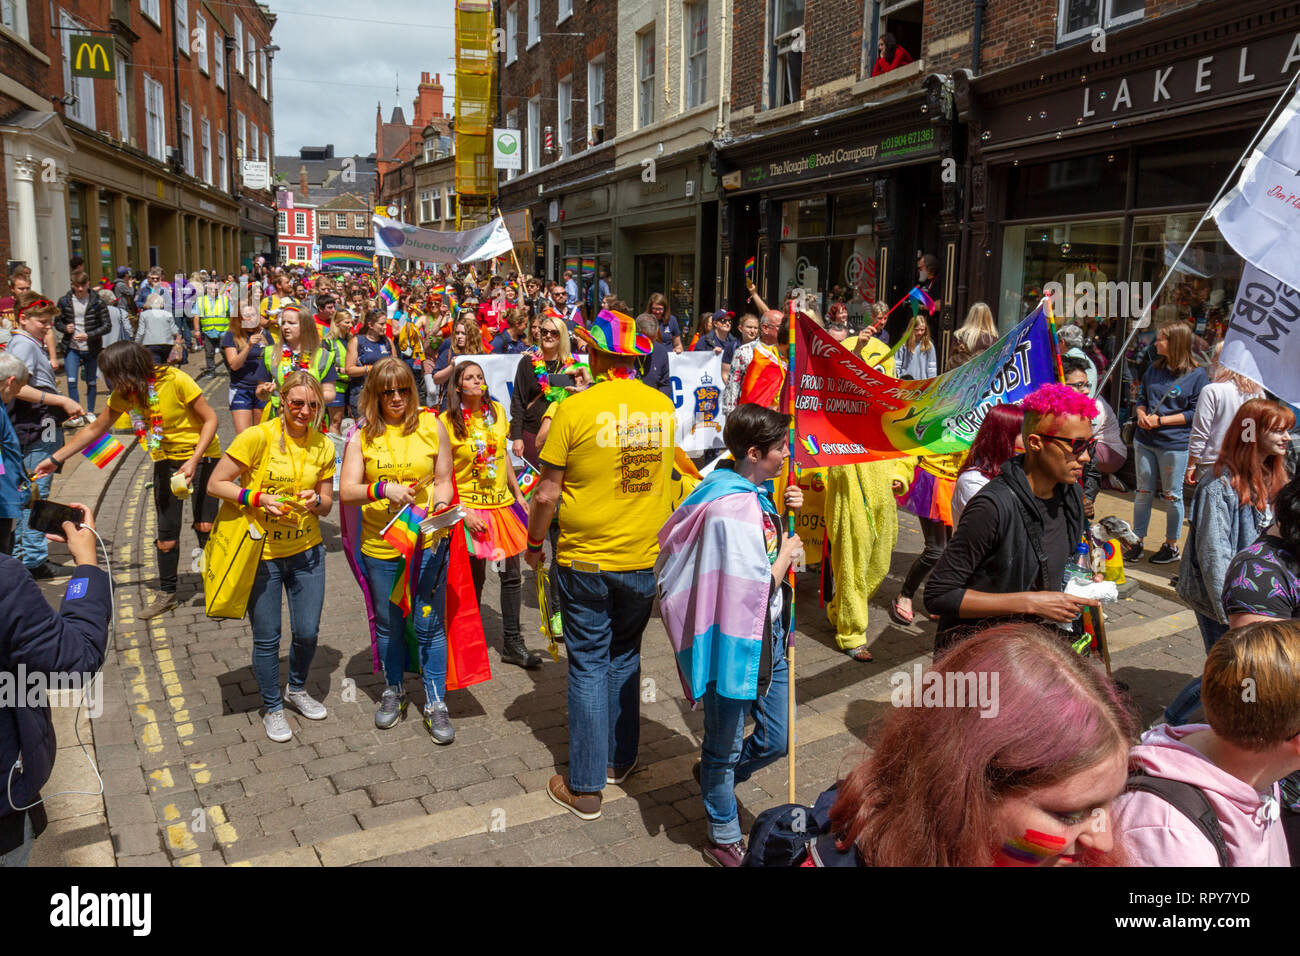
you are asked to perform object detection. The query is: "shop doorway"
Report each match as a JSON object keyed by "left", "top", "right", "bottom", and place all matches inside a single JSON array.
[{"left": 635, "top": 252, "right": 696, "bottom": 336}]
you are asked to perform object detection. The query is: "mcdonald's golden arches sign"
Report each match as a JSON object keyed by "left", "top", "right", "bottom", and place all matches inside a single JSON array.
[{"left": 70, "top": 35, "right": 114, "bottom": 79}]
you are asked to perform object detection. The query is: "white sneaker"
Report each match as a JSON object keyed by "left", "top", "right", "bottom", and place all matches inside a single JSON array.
[
  {"left": 65, "top": 415, "right": 87, "bottom": 428},
  {"left": 264, "top": 708, "right": 293, "bottom": 742},
  {"left": 284, "top": 688, "right": 327, "bottom": 720}
]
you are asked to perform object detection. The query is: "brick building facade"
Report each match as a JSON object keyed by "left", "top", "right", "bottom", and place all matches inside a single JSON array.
[{"left": 1, "top": 0, "right": 277, "bottom": 298}]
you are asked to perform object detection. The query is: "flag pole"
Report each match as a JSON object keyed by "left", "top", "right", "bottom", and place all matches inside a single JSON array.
[
  {"left": 786, "top": 293, "right": 798, "bottom": 804},
  {"left": 1094, "top": 68, "right": 1300, "bottom": 396}
]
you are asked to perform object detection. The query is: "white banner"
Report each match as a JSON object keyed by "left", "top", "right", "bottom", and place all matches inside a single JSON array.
[
  {"left": 372, "top": 214, "right": 513, "bottom": 264},
  {"left": 1220, "top": 261, "right": 1300, "bottom": 404},
  {"left": 447, "top": 351, "right": 727, "bottom": 453},
  {"left": 1212, "top": 87, "right": 1300, "bottom": 293}
]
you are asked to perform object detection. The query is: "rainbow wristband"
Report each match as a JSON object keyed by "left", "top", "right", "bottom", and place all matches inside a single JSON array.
[
  {"left": 367, "top": 481, "right": 386, "bottom": 502},
  {"left": 527, "top": 536, "right": 545, "bottom": 553},
  {"left": 238, "top": 489, "right": 253, "bottom": 508}
]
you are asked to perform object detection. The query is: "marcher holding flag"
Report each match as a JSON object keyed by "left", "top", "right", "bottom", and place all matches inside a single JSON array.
[
  {"left": 36, "top": 341, "right": 220, "bottom": 619},
  {"left": 656, "top": 403, "right": 804, "bottom": 866},
  {"left": 722, "top": 310, "right": 786, "bottom": 416},
  {"left": 206, "top": 372, "right": 337, "bottom": 743},
  {"left": 339, "top": 358, "right": 460, "bottom": 743},
  {"left": 440, "top": 360, "right": 542, "bottom": 669}
]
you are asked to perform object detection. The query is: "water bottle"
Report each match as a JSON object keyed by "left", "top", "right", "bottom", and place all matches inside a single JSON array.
[{"left": 1067, "top": 542, "right": 1094, "bottom": 587}]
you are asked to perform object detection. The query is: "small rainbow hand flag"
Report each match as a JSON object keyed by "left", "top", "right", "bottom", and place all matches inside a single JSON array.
[
  {"left": 83, "top": 433, "right": 125, "bottom": 469},
  {"left": 378, "top": 278, "right": 401, "bottom": 307},
  {"left": 908, "top": 286, "right": 937, "bottom": 313},
  {"left": 744, "top": 256, "right": 756, "bottom": 277},
  {"left": 516, "top": 462, "right": 540, "bottom": 499},
  {"left": 381, "top": 503, "right": 426, "bottom": 560}
]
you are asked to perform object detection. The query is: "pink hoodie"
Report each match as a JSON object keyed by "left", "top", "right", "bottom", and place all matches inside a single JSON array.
[{"left": 1112, "top": 724, "right": 1288, "bottom": 867}]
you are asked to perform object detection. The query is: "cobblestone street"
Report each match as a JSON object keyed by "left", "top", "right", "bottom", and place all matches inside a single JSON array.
[{"left": 28, "top": 377, "right": 1209, "bottom": 867}]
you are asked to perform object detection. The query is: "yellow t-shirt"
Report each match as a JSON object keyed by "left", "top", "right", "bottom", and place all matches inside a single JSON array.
[
  {"left": 540, "top": 378, "right": 675, "bottom": 571},
  {"left": 440, "top": 401, "right": 513, "bottom": 509},
  {"left": 108, "top": 366, "right": 221, "bottom": 462},
  {"left": 226, "top": 419, "right": 336, "bottom": 559},
  {"left": 358, "top": 411, "right": 443, "bottom": 559}
]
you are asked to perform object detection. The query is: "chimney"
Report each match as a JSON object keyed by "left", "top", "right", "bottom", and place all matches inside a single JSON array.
[
  {"left": 299, "top": 164, "right": 309, "bottom": 199},
  {"left": 416, "top": 72, "right": 445, "bottom": 128}
]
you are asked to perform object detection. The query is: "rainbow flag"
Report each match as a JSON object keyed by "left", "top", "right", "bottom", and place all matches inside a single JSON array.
[
  {"left": 581, "top": 257, "right": 596, "bottom": 273},
  {"left": 516, "top": 462, "right": 540, "bottom": 500},
  {"left": 378, "top": 278, "right": 400, "bottom": 307},
  {"left": 381, "top": 504, "right": 425, "bottom": 561},
  {"left": 744, "top": 256, "right": 756, "bottom": 276},
  {"left": 382, "top": 504, "right": 427, "bottom": 616},
  {"left": 908, "top": 286, "right": 937, "bottom": 313},
  {"left": 320, "top": 250, "right": 372, "bottom": 272},
  {"left": 82, "top": 433, "right": 125, "bottom": 469},
  {"left": 429, "top": 283, "right": 446, "bottom": 298},
  {"left": 739, "top": 344, "right": 785, "bottom": 409}
]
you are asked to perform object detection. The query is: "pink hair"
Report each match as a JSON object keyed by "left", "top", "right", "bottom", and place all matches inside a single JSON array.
[
  {"left": 1021, "top": 382, "right": 1098, "bottom": 421},
  {"left": 828, "top": 624, "right": 1137, "bottom": 866}
]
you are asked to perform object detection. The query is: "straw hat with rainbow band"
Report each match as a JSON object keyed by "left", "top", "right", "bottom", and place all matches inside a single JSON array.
[{"left": 574, "top": 309, "right": 653, "bottom": 356}]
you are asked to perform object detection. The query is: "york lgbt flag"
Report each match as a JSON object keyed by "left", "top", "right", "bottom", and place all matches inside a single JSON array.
[{"left": 793, "top": 301, "right": 1058, "bottom": 467}]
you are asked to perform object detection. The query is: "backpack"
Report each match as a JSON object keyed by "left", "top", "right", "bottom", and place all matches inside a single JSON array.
[
  {"left": 741, "top": 785, "right": 859, "bottom": 867},
  {"left": 1126, "top": 771, "right": 1230, "bottom": 867}
]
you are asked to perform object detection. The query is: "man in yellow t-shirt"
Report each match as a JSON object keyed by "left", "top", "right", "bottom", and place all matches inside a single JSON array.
[{"left": 525, "top": 309, "right": 675, "bottom": 822}]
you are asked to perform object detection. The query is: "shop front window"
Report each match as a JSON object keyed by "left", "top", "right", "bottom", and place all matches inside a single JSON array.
[
  {"left": 1007, "top": 151, "right": 1126, "bottom": 220},
  {"left": 775, "top": 191, "right": 876, "bottom": 323},
  {"left": 1117, "top": 214, "right": 1241, "bottom": 421},
  {"left": 999, "top": 218, "right": 1123, "bottom": 332},
  {"left": 99, "top": 196, "right": 113, "bottom": 280},
  {"left": 68, "top": 185, "right": 85, "bottom": 264}
]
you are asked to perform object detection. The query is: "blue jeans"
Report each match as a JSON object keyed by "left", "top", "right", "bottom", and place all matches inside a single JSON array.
[
  {"left": 700, "top": 627, "right": 790, "bottom": 844},
  {"left": 63, "top": 348, "right": 98, "bottom": 411},
  {"left": 0, "top": 812, "right": 36, "bottom": 867},
  {"left": 17, "top": 436, "right": 59, "bottom": 569},
  {"left": 1133, "top": 443, "right": 1189, "bottom": 543},
  {"left": 554, "top": 565, "right": 656, "bottom": 793},
  {"left": 360, "top": 539, "right": 450, "bottom": 704},
  {"left": 1164, "top": 612, "right": 1229, "bottom": 725},
  {"left": 174, "top": 313, "right": 194, "bottom": 349},
  {"left": 248, "top": 544, "right": 326, "bottom": 712}
]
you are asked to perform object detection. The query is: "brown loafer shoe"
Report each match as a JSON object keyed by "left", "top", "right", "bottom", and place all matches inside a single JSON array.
[{"left": 547, "top": 774, "right": 602, "bottom": 820}]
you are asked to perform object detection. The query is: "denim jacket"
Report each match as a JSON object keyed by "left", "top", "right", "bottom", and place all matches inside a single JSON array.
[{"left": 1177, "top": 474, "right": 1269, "bottom": 624}]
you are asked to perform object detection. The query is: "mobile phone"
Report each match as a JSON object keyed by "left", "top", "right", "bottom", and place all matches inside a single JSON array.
[
  {"left": 548, "top": 372, "right": 574, "bottom": 391},
  {"left": 29, "top": 500, "right": 85, "bottom": 537}
]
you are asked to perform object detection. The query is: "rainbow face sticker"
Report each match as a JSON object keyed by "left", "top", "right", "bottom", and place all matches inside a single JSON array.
[{"left": 996, "top": 829, "right": 1068, "bottom": 866}]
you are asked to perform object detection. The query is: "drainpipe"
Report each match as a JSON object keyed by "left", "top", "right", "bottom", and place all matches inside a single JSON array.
[
  {"left": 715, "top": 0, "right": 729, "bottom": 135},
  {"left": 868, "top": 0, "right": 880, "bottom": 72},
  {"left": 972, "top": 0, "right": 987, "bottom": 75}
]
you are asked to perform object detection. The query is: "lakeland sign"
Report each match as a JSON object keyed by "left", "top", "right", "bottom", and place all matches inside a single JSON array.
[
  {"left": 741, "top": 125, "right": 938, "bottom": 189},
  {"left": 983, "top": 30, "right": 1300, "bottom": 145}
]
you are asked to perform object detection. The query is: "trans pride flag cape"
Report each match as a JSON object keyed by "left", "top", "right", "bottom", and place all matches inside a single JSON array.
[
  {"left": 338, "top": 422, "right": 491, "bottom": 691},
  {"left": 655, "top": 468, "right": 779, "bottom": 706}
]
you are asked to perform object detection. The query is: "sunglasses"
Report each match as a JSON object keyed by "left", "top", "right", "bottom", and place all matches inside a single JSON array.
[
  {"left": 539, "top": 328, "right": 561, "bottom": 338},
  {"left": 1037, "top": 433, "right": 1097, "bottom": 458},
  {"left": 287, "top": 399, "right": 321, "bottom": 412},
  {"left": 381, "top": 387, "right": 412, "bottom": 399}
]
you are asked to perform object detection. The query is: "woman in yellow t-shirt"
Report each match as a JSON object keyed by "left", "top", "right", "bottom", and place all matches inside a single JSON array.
[
  {"left": 339, "top": 358, "right": 459, "bottom": 744},
  {"left": 39, "top": 341, "right": 220, "bottom": 619},
  {"left": 440, "top": 360, "right": 541, "bottom": 669},
  {"left": 207, "top": 372, "right": 336, "bottom": 743}
]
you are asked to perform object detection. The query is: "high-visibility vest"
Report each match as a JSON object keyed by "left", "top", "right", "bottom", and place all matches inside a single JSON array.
[
  {"left": 197, "top": 295, "right": 229, "bottom": 337},
  {"left": 262, "top": 345, "right": 335, "bottom": 408}
]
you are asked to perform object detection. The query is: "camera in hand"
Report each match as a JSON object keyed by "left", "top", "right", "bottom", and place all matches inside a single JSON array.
[{"left": 29, "top": 499, "right": 85, "bottom": 537}]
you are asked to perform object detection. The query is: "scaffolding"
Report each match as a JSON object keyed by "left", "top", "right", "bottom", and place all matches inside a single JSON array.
[{"left": 454, "top": 0, "right": 497, "bottom": 230}]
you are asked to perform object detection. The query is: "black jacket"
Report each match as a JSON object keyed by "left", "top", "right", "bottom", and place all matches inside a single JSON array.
[
  {"left": 0, "top": 556, "right": 110, "bottom": 843},
  {"left": 924, "top": 456, "right": 1085, "bottom": 649},
  {"left": 55, "top": 292, "right": 111, "bottom": 355},
  {"left": 636, "top": 343, "right": 673, "bottom": 400}
]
